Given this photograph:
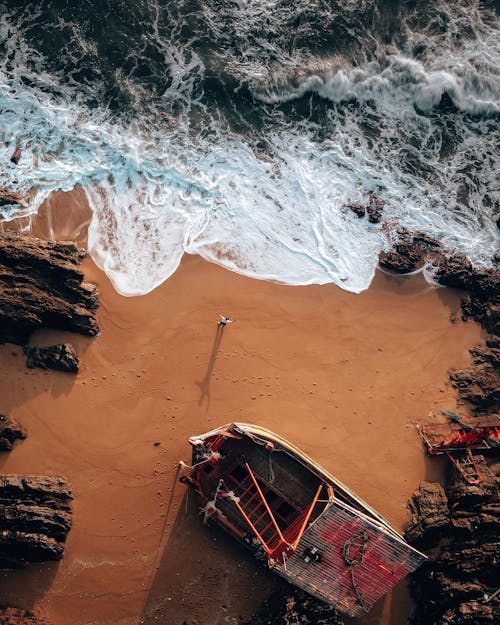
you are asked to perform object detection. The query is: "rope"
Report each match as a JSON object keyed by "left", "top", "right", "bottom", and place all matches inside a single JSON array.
[
  {"left": 342, "top": 530, "right": 369, "bottom": 612},
  {"left": 200, "top": 478, "right": 225, "bottom": 524},
  {"left": 225, "top": 490, "right": 240, "bottom": 503}
]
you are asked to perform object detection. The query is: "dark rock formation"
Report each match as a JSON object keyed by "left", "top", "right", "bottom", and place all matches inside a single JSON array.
[
  {"left": 380, "top": 232, "right": 499, "bottom": 414},
  {"left": 0, "top": 415, "right": 26, "bottom": 452},
  {"left": 23, "top": 344, "right": 79, "bottom": 373},
  {"left": 435, "top": 255, "right": 500, "bottom": 323},
  {"left": 242, "top": 588, "right": 344, "bottom": 625},
  {"left": 0, "top": 475, "right": 72, "bottom": 569},
  {"left": 449, "top": 364, "right": 500, "bottom": 412},
  {"left": 379, "top": 228, "right": 441, "bottom": 274},
  {"left": 366, "top": 195, "right": 385, "bottom": 224},
  {"left": 406, "top": 459, "right": 500, "bottom": 625},
  {"left": 347, "top": 203, "right": 366, "bottom": 219},
  {"left": 446, "top": 456, "right": 498, "bottom": 513},
  {"left": 380, "top": 242, "right": 424, "bottom": 273},
  {"left": 0, "top": 231, "right": 99, "bottom": 345},
  {"left": 0, "top": 189, "right": 23, "bottom": 208},
  {"left": 10, "top": 148, "right": 22, "bottom": 165},
  {"left": 0, "top": 607, "right": 50, "bottom": 625},
  {"left": 346, "top": 195, "right": 385, "bottom": 224},
  {"left": 405, "top": 482, "right": 450, "bottom": 547},
  {"left": 438, "top": 600, "right": 498, "bottom": 625}
]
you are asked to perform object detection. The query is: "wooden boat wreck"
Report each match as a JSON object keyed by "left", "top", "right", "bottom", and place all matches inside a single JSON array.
[
  {"left": 180, "top": 422, "right": 426, "bottom": 617},
  {"left": 419, "top": 412, "right": 500, "bottom": 485}
]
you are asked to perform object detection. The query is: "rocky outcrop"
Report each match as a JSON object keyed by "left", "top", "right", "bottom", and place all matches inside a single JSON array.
[
  {"left": 435, "top": 255, "right": 500, "bottom": 328},
  {"left": 0, "top": 415, "right": 26, "bottom": 452},
  {"left": 23, "top": 344, "right": 79, "bottom": 373},
  {"left": 345, "top": 195, "right": 385, "bottom": 224},
  {"left": 0, "top": 607, "right": 50, "bottom": 625},
  {"left": 243, "top": 588, "right": 344, "bottom": 625},
  {"left": 0, "top": 231, "right": 99, "bottom": 345},
  {"left": 379, "top": 229, "right": 440, "bottom": 274},
  {"left": 10, "top": 148, "right": 22, "bottom": 165},
  {"left": 380, "top": 232, "right": 499, "bottom": 414},
  {"left": 0, "top": 475, "right": 72, "bottom": 569},
  {"left": 405, "top": 482, "right": 450, "bottom": 547},
  {"left": 406, "top": 460, "right": 500, "bottom": 625},
  {"left": 449, "top": 365, "right": 500, "bottom": 412},
  {"left": 380, "top": 241, "right": 425, "bottom": 273},
  {"left": 0, "top": 189, "right": 23, "bottom": 207},
  {"left": 380, "top": 238, "right": 500, "bottom": 331}
]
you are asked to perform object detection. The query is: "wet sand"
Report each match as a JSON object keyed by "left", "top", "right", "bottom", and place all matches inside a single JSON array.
[{"left": 0, "top": 191, "right": 482, "bottom": 625}]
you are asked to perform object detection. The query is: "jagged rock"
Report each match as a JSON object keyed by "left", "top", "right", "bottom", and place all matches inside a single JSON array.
[
  {"left": 449, "top": 365, "right": 500, "bottom": 411},
  {"left": 0, "top": 189, "right": 23, "bottom": 207},
  {"left": 23, "top": 344, "right": 79, "bottom": 373},
  {"left": 346, "top": 203, "right": 366, "bottom": 219},
  {"left": 242, "top": 588, "right": 344, "bottom": 625},
  {"left": 438, "top": 601, "right": 498, "bottom": 625},
  {"left": 437, "top": 255, "right": 499, "bottom": 305},
  {"left": 435, "top": 255, "right": 500, "bottom": 329},
  {"left": 405, "top": 482, "right": 450, "bottom": 547},
  {"left": 0, "top": 231, "right": 99, "bottom": 345},
  {"left": 407, "top": 466, "right": 500, "bottom": 625},
  {"left": 434, "top": 254, "right": 479, "bottom": 292},
  {"left": 438, "top": 540, "right": 499, "bottom": 583},
  {"left": 0, "top": 475, "right": 72, "bottom": 569},
  {"left": 10, "top": 148, "right": 22, "bottom": 165},
  {"left": 446, "top": 456, "right": 498, "bottom": 511},
  {"left": 366, "top": 195, "right": 385, "bottom": 224},
  {"left": 469, "top": 342, "right": 500, "bottom": 367},
  {"left": 380, "top": 242, "right": 424, "bottom": 273},
  {"left": 486, "top": 335, "right": 500, "bottom": 350},
  {"left": 0, "top": 414, "right": 26, "bottom": 451},
  {"left": 378, "top": 227, "right": 442, "bottom": 274},
  {"left": 0, "top": 607, "right": 51, "bottom": 625},
  {"left": 484, "top": 304, "right": 500, "bottom": 336},
  {"left": 346, "top": 195, "right": 385, "bottom": 224}
]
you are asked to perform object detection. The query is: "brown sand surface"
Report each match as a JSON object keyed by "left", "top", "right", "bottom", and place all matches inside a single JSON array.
[{"left": 0, "top": 192, "right": 482, "bottom": 625}]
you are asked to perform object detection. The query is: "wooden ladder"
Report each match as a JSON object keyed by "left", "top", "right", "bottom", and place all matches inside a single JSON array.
[{"left": 446, "top": 449, "right": 482, "bottom": 485}]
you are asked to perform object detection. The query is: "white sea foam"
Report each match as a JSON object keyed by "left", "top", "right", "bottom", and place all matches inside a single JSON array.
[{"left": 0, "top": 3, "right": 498, "bottom": 296}]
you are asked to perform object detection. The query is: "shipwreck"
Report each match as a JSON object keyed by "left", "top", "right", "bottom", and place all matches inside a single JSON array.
[{"left": 180, "top": 422, "right": 426, "bottom": 617}]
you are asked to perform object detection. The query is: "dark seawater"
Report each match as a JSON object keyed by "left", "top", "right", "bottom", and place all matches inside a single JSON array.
[{"left": 0, "top": 0, "right": 498, "bottom": 294}]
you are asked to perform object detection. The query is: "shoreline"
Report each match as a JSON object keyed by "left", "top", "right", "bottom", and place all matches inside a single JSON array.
[{"left": 0, "top": 191, "right": 483, "bottom": 625}]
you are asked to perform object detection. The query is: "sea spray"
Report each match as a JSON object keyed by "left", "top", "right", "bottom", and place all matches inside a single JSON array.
[{"left": 0, "top": 0, "right": 498, "bottom": 295}]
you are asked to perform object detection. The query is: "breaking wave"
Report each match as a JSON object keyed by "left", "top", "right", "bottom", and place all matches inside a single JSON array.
[{"left": 0, "top": 0, "right": 498, "bottom": 295}]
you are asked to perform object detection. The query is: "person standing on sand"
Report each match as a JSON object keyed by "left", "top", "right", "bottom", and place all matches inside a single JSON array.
[{"left": 218, "top": 314, "right": 232, "bottom": 327}]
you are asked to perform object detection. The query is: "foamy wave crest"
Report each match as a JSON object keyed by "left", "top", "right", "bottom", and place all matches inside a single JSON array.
[
  {"left": 252, "top": 0, "right": 500, "bottom": 116},
  {"left": 253, "top": 52, "right": 499, "bottom": 116}
]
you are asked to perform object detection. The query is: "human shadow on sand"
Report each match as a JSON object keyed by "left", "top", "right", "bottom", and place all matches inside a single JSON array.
[{"left": 196, "top": 324, "right": 225, "bottom": 408}]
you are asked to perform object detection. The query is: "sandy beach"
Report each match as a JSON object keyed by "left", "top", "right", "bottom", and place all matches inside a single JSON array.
[{"left": 0, "top": 191, "right": 482, "bottom": 625}]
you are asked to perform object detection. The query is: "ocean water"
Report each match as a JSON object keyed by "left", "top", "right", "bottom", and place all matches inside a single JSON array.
[{"left": 0, "top": 0, "right": 498, "bottom": 295}]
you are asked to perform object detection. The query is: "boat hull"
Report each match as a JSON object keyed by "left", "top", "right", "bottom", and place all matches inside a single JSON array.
[{"left": 181, "top": 422, "right": 426, "bottom": 617}]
